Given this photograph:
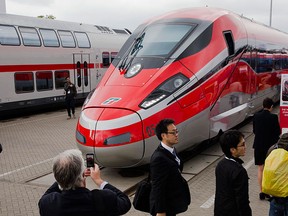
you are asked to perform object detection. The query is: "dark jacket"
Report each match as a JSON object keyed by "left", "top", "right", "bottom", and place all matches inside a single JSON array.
[
  {"left": 149, "top": 145, "right": 191, "bottom": 215},
  {"left": 38, "top": 182, "right": 131, "bottom": 216},
  {"left": 214, "top": 157, "right": 252, "bottom": 216},
  {"left": 253, "top": 109, "right": 280, "bottom": 151},
  {"left": 64, "top": 83, "right": 77, "bottom": 100}
]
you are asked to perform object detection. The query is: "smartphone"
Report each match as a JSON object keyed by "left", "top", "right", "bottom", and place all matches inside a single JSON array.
[{"left": 86, "top": 153, "right": 94, "bottom": 168}]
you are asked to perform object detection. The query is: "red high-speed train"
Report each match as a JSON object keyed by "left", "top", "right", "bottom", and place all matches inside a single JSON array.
[{"left": 76, "top": 7, "right": 288, "bottom": 168}]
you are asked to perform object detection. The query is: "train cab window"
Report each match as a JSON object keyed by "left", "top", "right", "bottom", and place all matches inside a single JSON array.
[
  {"left": 39, "top": 29, "right": 60, "bottom": 47},
  {"left": 36, "top": 71, "right": 53, "bottom": 91},
  {"left": 58, "top": 30, "right": 76, "bottom": 48},
  {"left": 0, "top": 25, "right": 20, "bottom": 46},
  {"left": 55, "top": 70, "right": 69, "bottom": 89},
  {"left": 18, "top": 27, "right": 41, "bottom": 47},
  {"left": 133, "top": 24, "right": 195, "bottom": 57},
  {"left": 15, "top": 72, "right": 34, "bottom": 93},
  {"left": 111, "top": 52, "right": 118, "bottom": 63},
  {"left": 74, "top": 32, "right": 91, "bottom": 48},
  {"left": 102, "top": 52, "right": 110, "bottom": 67},
  {"left": 223, "top": 31, "right": 235, "bottom": 56}
]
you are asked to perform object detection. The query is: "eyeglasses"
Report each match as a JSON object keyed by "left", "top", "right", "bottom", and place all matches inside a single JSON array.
[{"left": 166, "top": 130, "right": 179, "bottom": 136}]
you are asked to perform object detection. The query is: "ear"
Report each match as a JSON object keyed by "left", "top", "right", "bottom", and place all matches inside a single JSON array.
[
  {"left": 161, "top": 133, "right": 166, "bottom": 140},
  {"left": 230, "top": 147, "right": 236, "bottom": 156}
]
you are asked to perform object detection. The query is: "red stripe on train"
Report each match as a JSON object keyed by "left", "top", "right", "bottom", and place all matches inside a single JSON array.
[{"left": 0, "top": 63, "right": 96, "bottom": 72}]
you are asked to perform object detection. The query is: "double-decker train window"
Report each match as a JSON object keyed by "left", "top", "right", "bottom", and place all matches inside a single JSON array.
[
  {"left": 111, "top": 52, "right": 118, "bottom": 63},
  {"left": 19, "top": 27, "right": 41, "bottom": 47},
  {"left": 0, "top": 25, "right": 20, "bottom": 46},
  {"left": 36, "top": 71, "right": 53, "bottom": 91},
  {"left": 39, "top": 29, "right": 60, "bottom": 47},
  {"left": 55, "top": 70, "right": 69, "bottom": 89},
  {"left": 76, "top": 61, "right": 81, "bottom": 87},
  {"left": 84, "top": 61, "right": 89, "bottom": 86},
  {"left": 58, "top": 30, "right": 76, "bottom": 48},
  {"left": 15, "top": 72, "right": 34, "bottom": 93},
  {"left": 74, "top": 32, "right": 90, "bottom": 48},
  {"left": 102, "top": 52, "right": 110, "bottom": 67}
]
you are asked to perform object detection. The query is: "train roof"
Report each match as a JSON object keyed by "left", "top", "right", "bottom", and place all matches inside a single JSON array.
[
  {"left": 144, "top": 7, "right": 287, "bottom": 34},
  {"left": 0, "top": 13, "right": 130, "bottom": 35}
]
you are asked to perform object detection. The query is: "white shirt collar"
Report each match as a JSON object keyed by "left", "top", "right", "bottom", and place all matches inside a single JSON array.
[
  {"left": 161, "top": 142, "right": 174, "bottom": 154},
  {"left": 225, "top": 156, "right": 236, "bottom": 163}
]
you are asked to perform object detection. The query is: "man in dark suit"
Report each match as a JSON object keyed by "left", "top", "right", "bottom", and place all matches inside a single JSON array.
[
  {"left": 150, "top": 119, "right": 191, "bottom": 216},
  {"left": 253, "top": 97, "right": 281, "bottom": 200},
  {"left": 214, "top": 130, "right": 252, "bottom": 216},
  {"left": 38, "top": 149, "right": 131, "bottom": 216}
]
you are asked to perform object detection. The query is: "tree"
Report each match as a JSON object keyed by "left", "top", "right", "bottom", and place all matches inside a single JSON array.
[{"left": 37, "top": 15, "right": 56, "bottom": 20}]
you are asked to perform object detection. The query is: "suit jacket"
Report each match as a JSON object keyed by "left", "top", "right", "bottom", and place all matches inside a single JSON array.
[
  {"left": 149, "top": 144, "right": 191, "bottom": 215},
  {"left": 253, "top": 109, "right": 280, "bottom": 151},
  {"left": 38, "top": 182, "right": 131, "bottom": 216},
  {"left": 214, "top": 157, "right": 252, "bottom": 216}
]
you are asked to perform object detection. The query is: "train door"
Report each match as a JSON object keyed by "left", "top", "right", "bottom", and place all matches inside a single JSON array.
[{"left": 73, "top": 54, "right": 91, "bottom": 95}]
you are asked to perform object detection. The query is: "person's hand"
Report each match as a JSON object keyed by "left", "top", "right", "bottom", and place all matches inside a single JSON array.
[
  {"left": 84, "top": 168, "right": 91, "bottom": 177},
  {"left": 90, "top": 164, "right": 104, "bottom": 187}
]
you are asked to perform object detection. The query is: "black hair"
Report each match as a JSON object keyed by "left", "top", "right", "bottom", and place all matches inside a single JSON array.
[
  {"left": 219, "top": 130, "right": 244, "bottom": 157},
  {"left": 263, "top": 97, "right": 273, "bottom": 109},
  {"left": 155, "top": 118, "right": 175, "bottom": 141}
]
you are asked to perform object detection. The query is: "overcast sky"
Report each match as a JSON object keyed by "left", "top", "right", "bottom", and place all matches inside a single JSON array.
[{"left": 4, "top": 0, "right": 288, "bottom": 33}]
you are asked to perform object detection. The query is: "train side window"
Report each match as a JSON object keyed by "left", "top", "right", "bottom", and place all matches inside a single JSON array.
[
  {"left": 84, "top": 61, "right": 88, "bottom": 86},
  {"left": 36, "top": 71, "right": 53, "bottom": 91},
  {"left": 19, "top": 27, "right": 41, "bottom": 47},
  {"left": 256, "top": 52, "right": 273, "bottom": 73},
  {"left": 74, "top": 32, "right": 91, "bottom": 48},
  {"left": 283, "top": 57, "right": 288, "bottom": 69},
  {"left": 223, "top": 31, "right": 235, "bottom": 56},
  {"left": 39, "top": 29, "right": 60, "bottom": 47},
  {"left": 76, "top": 61, "right": 81, "bottom": 87},
  {"left": 0, "top": 25, "right": 20, "bottom": 46},
  {"left": 111, "top": 52, "right": 118, "bottom": 63},
  {"left": 15, "top": 72, "right": 34, "bottom": 93},
  {"left": 55, "top": 70, "right": 69, "bottom": 89},
  {"left": 102, "top": 52, "right": 110, "bottom": 67},
  {"left": 58, "top": 30, "right": 76, "bottom": 48}
]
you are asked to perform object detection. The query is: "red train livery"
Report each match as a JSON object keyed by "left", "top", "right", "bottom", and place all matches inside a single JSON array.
[{"left": 76, "top": 7, "right": 288, "bottom": 167}]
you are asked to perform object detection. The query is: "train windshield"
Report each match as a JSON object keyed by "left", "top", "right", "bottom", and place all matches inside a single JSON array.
[{"left": 132, "top": 23, "right": 196, "bottom": 57}]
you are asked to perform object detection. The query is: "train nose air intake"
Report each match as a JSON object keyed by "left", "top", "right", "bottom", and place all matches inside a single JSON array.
[{"left": 93, "top": 108, "right": 145, "bottom": 168}]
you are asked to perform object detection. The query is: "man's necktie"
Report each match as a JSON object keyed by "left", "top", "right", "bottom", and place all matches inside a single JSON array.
[{"left": 172, "top": 149, "right": 180, "bottom": 165}]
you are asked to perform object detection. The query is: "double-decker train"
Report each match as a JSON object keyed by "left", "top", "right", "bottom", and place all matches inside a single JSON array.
[
  {"left": 0, "top": 13, "right": 130, "bottom": 118},
  {"left": 76, "top": 7, "right": 288, "bottom": 168}
]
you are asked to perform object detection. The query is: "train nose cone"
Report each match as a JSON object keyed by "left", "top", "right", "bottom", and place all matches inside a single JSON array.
[{"left": 77, "top": 107, "right": 145, "bottom": 167}]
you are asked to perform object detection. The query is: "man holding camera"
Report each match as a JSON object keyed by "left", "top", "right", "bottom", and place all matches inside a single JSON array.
[{"left": 38, "top": 149, "right": 131, "bottom": 216}]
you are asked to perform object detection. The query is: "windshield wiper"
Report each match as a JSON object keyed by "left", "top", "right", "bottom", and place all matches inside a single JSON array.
[{"left": 118, "top": 33, "right": 145, "bottom": 73}]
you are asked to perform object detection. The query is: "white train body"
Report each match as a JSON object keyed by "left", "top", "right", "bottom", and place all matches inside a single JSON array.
[{"left": 0, "top": 14, "right": 130, "bottom": 116}]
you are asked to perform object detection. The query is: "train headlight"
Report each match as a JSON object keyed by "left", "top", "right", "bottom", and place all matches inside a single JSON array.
[
  {"left": 125, "top": 63, "right": 142, "bottom": 78},
  {"left": 76, "top": 130, "right": 86, "bottom": 144},
  {"left": 139, "top": 73, "right": 189, "bottom": 109}
]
